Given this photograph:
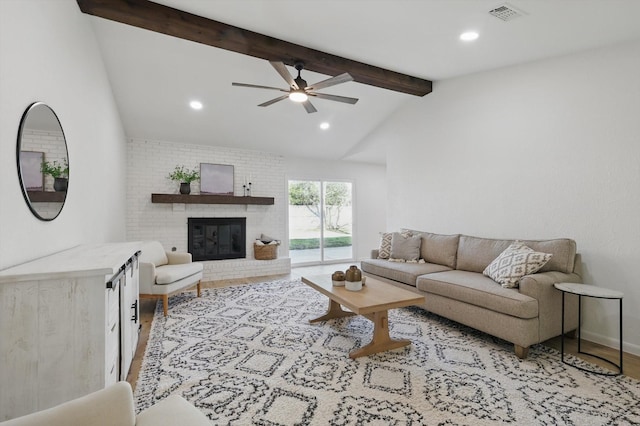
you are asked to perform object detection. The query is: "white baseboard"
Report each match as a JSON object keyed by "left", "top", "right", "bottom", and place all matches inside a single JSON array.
[{"left": 580, "top": 329, "right": 640, "bottom": 357}]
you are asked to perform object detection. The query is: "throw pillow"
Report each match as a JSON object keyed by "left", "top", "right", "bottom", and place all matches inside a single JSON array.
[
  {"left": 390, "top": 232, "right": 422, "bottom": 262},
  {"left": 400, "top": 228, "right": 416, "bottom": 237},
  {"left": 483, "top": 241, "right": 552, "bottom": 288},
  {"left": 377, "top": 232, "right": 393, "bottom": 259},
  {"left": 260, "top": 233, "right": 275, "bottom": 243}
]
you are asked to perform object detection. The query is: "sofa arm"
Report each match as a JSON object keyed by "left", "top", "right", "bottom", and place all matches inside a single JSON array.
[
  {"left": 519, "top": 271, "right": 582, "bottom": 342},
  {"left": 0, "top": 382, "right": 135, "bottom": 426},
  {"left": 139, "top": 262, "right": 157, "bottom": 295},
  {"left": 167, "top": 251, "right": 192, "bottom": 265}
]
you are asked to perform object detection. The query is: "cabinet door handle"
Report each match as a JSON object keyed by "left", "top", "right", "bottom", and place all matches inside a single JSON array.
[{"left": 131, "top": 300, "right": 138, "bottom": 322}]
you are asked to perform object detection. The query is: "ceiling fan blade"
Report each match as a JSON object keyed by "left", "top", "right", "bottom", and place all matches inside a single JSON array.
[
  {"left": 306, "top": 73, "right": 353, "bottom": 91},
  {"left": 258, "top": 95, "right": 289, "bottom": 107},
  {"left": 309, "top": 92, "right": 359, "bottom": 104},
  {"left": 269, "top": 61, "right": 298, "bottom": 90},
  {"left": 232, "top": 82, "right": 288, "bottom": 92},
  {"left": 302, "top": 100, "right": 317, "bottom": 114}
]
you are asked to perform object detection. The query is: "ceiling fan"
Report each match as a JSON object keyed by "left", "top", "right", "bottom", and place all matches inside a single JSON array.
[{"left": 232, "top": 61, "right": 358, "bottom": 113}]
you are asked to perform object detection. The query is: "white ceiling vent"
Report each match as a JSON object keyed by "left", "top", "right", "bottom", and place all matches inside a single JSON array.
[{"left": 489, "top": 3, "right": 528, "bottom": 21}]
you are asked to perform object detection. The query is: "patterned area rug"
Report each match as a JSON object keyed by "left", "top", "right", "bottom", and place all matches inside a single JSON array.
[{"left": 134, "top": 279, "right": 640, "bottom": 425}]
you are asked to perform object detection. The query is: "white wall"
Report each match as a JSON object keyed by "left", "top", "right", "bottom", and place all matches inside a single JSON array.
[
  {"left": 126, "top": 138, "right": 290, "bottom": 280},
  {"left": 0, "top": 0, "right": 127, "bottom": 269},
  {"left": 363, "top": 39, "right": 640, "bottom": 354},
  {"left": 285, "top": 157, "right": 387, "bottom": 261}
]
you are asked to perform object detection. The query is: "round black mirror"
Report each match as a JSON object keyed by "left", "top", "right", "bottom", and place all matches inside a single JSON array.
[{"left": 16, "top": 102, "right": 69, "bottom": 221}]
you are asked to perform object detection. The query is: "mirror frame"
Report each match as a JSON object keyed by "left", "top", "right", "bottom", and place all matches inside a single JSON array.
[{"left": 16, "top": 102, "right": 69, "bottom": 221}]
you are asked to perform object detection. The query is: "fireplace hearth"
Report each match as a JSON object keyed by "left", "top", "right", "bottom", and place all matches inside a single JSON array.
[{"left": 188, "top": 217, "right": 246, "bottom": 261}]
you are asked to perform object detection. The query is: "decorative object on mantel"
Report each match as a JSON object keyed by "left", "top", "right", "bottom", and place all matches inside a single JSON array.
[
  {"left": 41, "top": 158, "right": 69, "bottom": 192},
  {"left": 200, "top": 163, "right": 233, "bottom": 195},
  {"left": 167, "top": 165, "right": 199, "bottom": 194},
  {"left": 243, "top": 174, "right": 253, "bottom": 197},
  {"left": 254, "top": 233, "right": 280, "bottom": 260},
  {"left": 20, "top": 151, "right": 44, "bottom": 191}
]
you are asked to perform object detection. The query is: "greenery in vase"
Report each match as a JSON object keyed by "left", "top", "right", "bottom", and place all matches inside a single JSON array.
[
  {"left": 41, "top": 159, "right": 69, "bottom": 178},
  {"left": 167, "top": 165, "right": 200, "bottom": 183}
]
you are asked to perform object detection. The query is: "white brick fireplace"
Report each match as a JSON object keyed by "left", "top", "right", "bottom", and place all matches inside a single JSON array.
[{"left": 126, "top": 138, "right": 290, "bottom": 281}]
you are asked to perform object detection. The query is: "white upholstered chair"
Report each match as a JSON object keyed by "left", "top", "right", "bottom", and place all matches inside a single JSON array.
[
  {"left": 0, "top": 381, "right": 210, "bottom": 426},
  {"left": 138, "top": 241, "right": 203, "bottom": 316}
]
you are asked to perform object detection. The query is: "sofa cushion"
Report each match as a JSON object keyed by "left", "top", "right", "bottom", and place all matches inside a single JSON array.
[
  {"left": 416, "top": 270, "right": 539, "bottom": 319},
  {"left": 520, "top": 239, "right": 576, "bottom": 274},
  {"left": 361, "top": 259, "right": 452, "bottom": 287},
  {"left": 403, "top": 229, "right": 459, "bottom": 269},
  {"left": 140, "top": 241, "right": 169, "bottom": 267},
  {"left": 456, "top": 235, "right": 512, "bottom": 273},
  {"left": 377, "top": 232, "right": 392, "bottom": 259},
  {"left": 457, "top": 235, "right": 577, "bottom": 274},
  {"left": 483, "top": 242, "right": 552, "bottom": 288},
  {"left": 155, "top": 263, "right": 203, "bottom": 285},
  {"left": 390, "top": 232, "right": 421, "bottom": 261}
]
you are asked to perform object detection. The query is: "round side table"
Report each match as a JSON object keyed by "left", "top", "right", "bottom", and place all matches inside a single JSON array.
[{"left": 554, "top": 282, "right": 623, "bottom": 376}]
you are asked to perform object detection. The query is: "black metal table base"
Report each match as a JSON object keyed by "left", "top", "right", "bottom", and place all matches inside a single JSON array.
[{"left": 560, "top": 292, "right": 623, "bottom": 376}]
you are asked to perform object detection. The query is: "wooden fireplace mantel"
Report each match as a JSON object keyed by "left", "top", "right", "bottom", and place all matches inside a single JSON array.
[
  {"left": 27, "top": 191, "right": 66, "bottom": 203},
  {"left": 151, "top": 193, "right": 274, "bottom": 205}
]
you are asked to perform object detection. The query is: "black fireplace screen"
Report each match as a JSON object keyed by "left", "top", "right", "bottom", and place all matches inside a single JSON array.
[{"left": 188, "top": 217, "right": 246, "bottom": 261}]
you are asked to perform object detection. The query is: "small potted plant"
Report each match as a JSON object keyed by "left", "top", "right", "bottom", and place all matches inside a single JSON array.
[
  {"left": 41, "top": 159, "right": 69, "bottom": 192},
  {"left": 167, "top": 165, "right": 199, "bottom": 194}
]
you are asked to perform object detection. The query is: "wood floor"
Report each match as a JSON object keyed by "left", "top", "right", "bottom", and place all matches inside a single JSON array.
[{"left": 126, "top": 264, "right": 640, "bottom": 389}]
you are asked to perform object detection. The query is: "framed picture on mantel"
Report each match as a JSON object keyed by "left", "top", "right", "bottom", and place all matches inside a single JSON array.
[
  {"left": 200, "top": 163, "right": 234, "bottom": 195},
  {"left": 20, "top": 151, "right": 44, "bottom": 191}
]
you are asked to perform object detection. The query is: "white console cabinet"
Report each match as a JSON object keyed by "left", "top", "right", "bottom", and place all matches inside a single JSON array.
[{"left": 0, "top": 243, "right": 141, "bottom": 421}]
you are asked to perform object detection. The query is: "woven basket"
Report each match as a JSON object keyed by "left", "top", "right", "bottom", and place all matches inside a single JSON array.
[{"left": 254, "top": 243, "right": 278, "bottom": 260}]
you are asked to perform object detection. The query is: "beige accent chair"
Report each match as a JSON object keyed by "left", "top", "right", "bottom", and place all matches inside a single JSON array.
[
  {"left": 138, "top": 241, "right": 204, "bottom": 316},
  {"left": 0, "top": 381, "right": 209, "bottom": 426}
]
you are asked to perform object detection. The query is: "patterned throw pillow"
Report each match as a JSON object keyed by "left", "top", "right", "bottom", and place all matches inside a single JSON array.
[
  {"left": 483, "top": 241, "right": 552, "bottom": 288},
  {"left": 377, "top": 232, "right": 393, "bottom": 259}
]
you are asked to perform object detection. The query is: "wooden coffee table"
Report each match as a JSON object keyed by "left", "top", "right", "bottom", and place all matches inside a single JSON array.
[{"left": 301, "top": 274, "right": 425, "bottom": 359}]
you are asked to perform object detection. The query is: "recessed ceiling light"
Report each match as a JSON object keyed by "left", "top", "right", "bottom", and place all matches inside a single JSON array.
[
  {"left": 460, "top": 31, "right": 479, "bottom": 41},
  {"left": 320, "top": 122, "right": 330, "bottom": 130},
  {"left": 189, "top": 100, "right": 203, "bottom": 110}
]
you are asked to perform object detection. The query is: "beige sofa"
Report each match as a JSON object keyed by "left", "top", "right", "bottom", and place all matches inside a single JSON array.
[
  {"left": 361, "top": 231, "right": 581, "bottom": 358},
  {"left": 0, "top": 382, "right": 209, "bottom": 426}
]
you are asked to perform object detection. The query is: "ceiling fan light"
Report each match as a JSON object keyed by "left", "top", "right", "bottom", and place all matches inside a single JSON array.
[{"left": 289, "top": 91, "right": 308, "bottom": 103}]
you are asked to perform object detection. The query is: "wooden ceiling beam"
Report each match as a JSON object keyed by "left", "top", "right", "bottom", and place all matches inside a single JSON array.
[{"left": 76, "top": 0, "right": 432, "bottom": 96}]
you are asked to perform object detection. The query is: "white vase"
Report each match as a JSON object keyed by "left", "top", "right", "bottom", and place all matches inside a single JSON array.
[{"left": 345, "top": 281, "right": 362, "bottom": 291}]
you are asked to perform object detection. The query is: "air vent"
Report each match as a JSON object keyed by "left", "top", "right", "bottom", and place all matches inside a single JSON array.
[{"left": 489, "top": 3, "right": 527, "bottom": 21}]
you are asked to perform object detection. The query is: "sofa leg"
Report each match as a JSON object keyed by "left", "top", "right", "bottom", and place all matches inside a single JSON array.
[
  {"left": 162, "top": 295, "right": 169, "bottom": 317},
  {"left": 197, "top": 281, "right": 201, "bottom": 297},
  {"left": 514, "top": 344, "right": 529, "bottom": 359},
  {"left": 564, "top": 329, "right": 577, "bottom": 339}
]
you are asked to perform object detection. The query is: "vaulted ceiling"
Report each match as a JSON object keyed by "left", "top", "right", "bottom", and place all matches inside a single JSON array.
[{"left": 83, "top": 0, "right": 640, "bottom": 164}]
